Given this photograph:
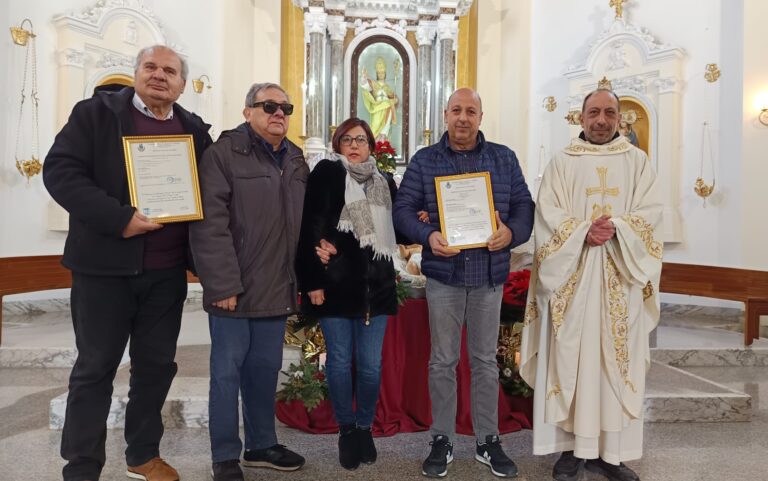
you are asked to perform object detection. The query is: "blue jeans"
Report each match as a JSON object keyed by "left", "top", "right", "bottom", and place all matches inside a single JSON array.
[
  {"left": 319, "top": 315, "right": 388, "bottom": 428},
  {"left": 208, "top": 315, "right": 287, "bottom": 463}
]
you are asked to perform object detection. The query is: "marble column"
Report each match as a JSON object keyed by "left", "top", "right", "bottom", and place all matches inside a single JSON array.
[
  {"left": 416, "top": 22, "right": 437, "bottom": 147},
  {"left": 303, "top": 8, "right": 328, "bottom": 163},
  {"left": 436, "top": 16, "right": 458, "bottom": 139},
  {"left": 327, "top": 16, "right": 347, "bottom": 131}
]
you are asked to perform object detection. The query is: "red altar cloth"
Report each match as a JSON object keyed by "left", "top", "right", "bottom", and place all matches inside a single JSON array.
[{"left": 276, "top": 298, "right": 532, "bottom": 436}]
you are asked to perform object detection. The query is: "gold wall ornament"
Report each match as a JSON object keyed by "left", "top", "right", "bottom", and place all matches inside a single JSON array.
[
  {"left": 16, "top": 157, "right": 42, "bottom": 178},
  {"left": 10, "top": 18, "right": 35, "bottom": 46},
  {"left": 565, "top": 111, "right": 582, "bottom": 125},
  {"left": 694, "top": 177, "right": 715, "bottom": 202},
  {"left": 695, "top": 121, "right": 716, "bottom": 206},
  {"left": 597, "top": 76, "right": 613, "bottom": 90},
  {"left": 12, "top": 17, "right": 41, "bottom": 182},
  {"left": 191, "top": 74, "right": 212, "bottom": 93},
  {"left": 609, "top": 0, "right": 627, "bottom": 19},
  {"left": 543, "top": 96, "right": 557, "bottom": 112},
  {"left": 704, "top": 63, "right": 721, "bottom": 83}
]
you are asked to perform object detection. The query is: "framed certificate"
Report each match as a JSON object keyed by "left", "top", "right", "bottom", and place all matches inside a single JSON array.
[
  {"left": 434, "top": 172, "right": 497, "bottom": 249},
  {"left": 122, "top": 135, "right": 203, "bottom": 223}
]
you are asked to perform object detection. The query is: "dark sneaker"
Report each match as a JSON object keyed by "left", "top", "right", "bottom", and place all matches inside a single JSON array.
[
  {"left": 553, "top": 451, "right": 584, "bottom": 481},
  {"left": 357, "top": 426, "right": 377, "bottom": 465},
  {"left": 422, "top": 435, "right": 453, "bottom": 478},
  {"left": 475, "top": 435, "right": 519, "bottom": 478},
  {"left": 585, "top": 458, "right": 640, "bottom": 481},
  {"left": 242, "top": 444, "right": 305, "bottom": 471},
  {"left": 211, "top": 460, "right": 244, "bottom": 481},
  {"left": 339, "top": 424, "right": 360, "bottom": 470}
]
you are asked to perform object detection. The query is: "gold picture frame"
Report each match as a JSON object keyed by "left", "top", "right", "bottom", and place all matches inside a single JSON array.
[
  {"left": 434, "top": 172, "right": 497, "bottom": 250},
  {"left": 122, "top": 134, "right": 203, "bottom": 223}
]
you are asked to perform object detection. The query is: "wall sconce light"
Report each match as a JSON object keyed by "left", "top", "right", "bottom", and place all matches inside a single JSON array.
[
  {"left": 192, "top": 74, "right": 212, "bottom": 93},
  {"left": 10, "top": 18, "right": 35, "bottom": 46},
  {"left": 565, "top": 111, "right": 582, "bottom": 125},
  {"left": 756, "top": 92, "right": 768, "bottom": 126},
  {"left": 760, "top": 108, "right": 768, "bottom": 126}
]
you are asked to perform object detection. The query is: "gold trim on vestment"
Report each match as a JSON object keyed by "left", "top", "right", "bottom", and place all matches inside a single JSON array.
[
  {"left": 546, "top": 383, "right": 562, "bottom": 400},
  {"left": 606, "top": 253, "right": 637, "bottom": 393},
  {"left": 563, "top": 138, "right": 632, "bottom": 155},
  {"left": 535, "top": 217, "right": 579, "bottom": 268},
  {"left": 550, "top": 267, "right": 582, "bottom": 337},
  {"left": 523, "top": 296, "right": 538, "bottom": 326},
  {"left": 643, "top": 281, "right": 654, "bottom": 301},
  {"left": 621, "top": 214, "right": 663, "bottom": 259}
]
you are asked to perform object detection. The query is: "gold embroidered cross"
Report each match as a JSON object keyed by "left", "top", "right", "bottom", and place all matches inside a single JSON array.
[
  {"left": 586, "top": 167, "right": 619, "bottom": 198},
  {"left": 587, "top": 167, "right": 619, "bottom": 220}
]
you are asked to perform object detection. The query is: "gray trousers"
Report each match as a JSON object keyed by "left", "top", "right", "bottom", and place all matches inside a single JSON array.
[{"left": 426, "top": 278, "right": 503, "bottom": 442}]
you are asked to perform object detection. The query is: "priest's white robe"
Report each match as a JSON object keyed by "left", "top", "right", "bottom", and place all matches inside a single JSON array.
[{"left": 520, "top": 135, "right": 663, "bottom": 464}]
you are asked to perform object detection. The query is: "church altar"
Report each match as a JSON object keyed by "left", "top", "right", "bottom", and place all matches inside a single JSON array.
[{"left": 276, "top": 298, "right": 533, "bottom": 436}]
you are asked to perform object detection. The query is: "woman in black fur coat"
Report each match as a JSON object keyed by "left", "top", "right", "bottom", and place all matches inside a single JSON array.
[{"left": 296, "top": 118, "right": 398, "bottom": 471}]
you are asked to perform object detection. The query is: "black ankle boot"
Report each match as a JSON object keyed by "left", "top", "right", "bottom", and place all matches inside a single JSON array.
[
  {"left": 338, "top": 424, "right": 360, "bottom": 470},
  {"left": 357, "top": 426, "right": 377, "bottom": 464}
]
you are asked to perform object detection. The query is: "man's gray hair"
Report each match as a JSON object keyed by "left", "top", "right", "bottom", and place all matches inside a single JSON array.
[
  {"left": 581, "top": 89, "right": 621, "bottom": 113},
  {"left": 245, "top": 83, "right": 290, "bottom": 107},
  {"left": 134, "top": 45, "right": 188, "bottom": 81}
]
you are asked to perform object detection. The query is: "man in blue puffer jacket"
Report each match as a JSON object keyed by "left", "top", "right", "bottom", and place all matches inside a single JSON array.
[{"left": 393, "top": 88, "right": 534, "bottom": 479}]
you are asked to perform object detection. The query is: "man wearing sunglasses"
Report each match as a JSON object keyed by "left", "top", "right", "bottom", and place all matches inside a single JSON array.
[{"left": 190, "top": 83, "right": 308, "bottom": 481}]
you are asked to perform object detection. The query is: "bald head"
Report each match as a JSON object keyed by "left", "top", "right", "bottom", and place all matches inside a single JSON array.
[
  {"left": 447, "top": 88, "right": 483, "bottom": 112},
  {"left": 444, "top": 88, "right": 484, "bottom": 151}
]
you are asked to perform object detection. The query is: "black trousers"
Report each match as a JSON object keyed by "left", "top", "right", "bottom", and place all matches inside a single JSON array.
[{"left": 61, "top": 266, "right": 187, "bottom": 481}]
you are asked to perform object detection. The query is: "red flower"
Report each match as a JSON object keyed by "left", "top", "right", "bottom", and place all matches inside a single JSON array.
[{"left": 502, "top": 269, "right": 531, "bottom": 306}]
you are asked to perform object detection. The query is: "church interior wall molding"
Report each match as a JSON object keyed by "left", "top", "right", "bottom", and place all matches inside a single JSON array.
[{"left": 563, "top": 11, "right": 685, "bottom": 243}]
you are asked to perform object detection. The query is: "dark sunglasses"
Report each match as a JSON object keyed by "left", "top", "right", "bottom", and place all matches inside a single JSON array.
[{"left": 251, "top": 101, "right": 294, "bottom": 116}]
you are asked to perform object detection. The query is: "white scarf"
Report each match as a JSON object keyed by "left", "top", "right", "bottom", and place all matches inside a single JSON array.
[{"left": 332, "top": 152, "right": 398, "bottom": 260}]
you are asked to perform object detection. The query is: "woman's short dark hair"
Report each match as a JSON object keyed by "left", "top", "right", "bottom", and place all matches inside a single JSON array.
[{"left": 332, "top": 117, "right": 376, "bottom": 154}]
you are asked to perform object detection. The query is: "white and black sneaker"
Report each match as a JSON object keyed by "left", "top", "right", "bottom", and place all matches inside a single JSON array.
[
  {"left": 422, "top": 435, "right": 454, "bottom": 477},
  {"left": 475, "top": 435, "right": 519, "bottom": 478}
]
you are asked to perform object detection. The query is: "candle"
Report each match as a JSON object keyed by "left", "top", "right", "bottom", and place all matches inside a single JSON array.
[
  {"left": 331, "top": 75, "right": 338, "bottom": 127},
  {"left": 425, "top": 80, "right": 432, "bottom": 127},
  {"left": 300, "top": 82, "right": 307, "bottom": 136},
  {"left": 514, "top": 351, "right": 521, "bottom": 371}
]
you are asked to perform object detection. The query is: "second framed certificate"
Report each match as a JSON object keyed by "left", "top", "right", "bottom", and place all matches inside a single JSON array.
[
  {"left": 122, "top": 134, "right": 203, "bottom": 223},
  {"left": 434, "top": 172, "right": 497, "bottom": 249}
]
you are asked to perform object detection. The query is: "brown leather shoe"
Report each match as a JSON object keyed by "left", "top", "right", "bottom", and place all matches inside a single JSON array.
[{"left": 126, "top": 457, "right": 179, "bottom": 481}]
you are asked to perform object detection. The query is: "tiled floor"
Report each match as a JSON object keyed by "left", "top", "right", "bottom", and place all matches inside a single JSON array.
[{"left": 1, "top": 302, "right": 767, "bottom": 480}]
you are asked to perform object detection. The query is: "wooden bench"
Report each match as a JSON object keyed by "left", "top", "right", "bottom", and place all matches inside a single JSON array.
[
  {"left": 1, "top": 256, "right": 767, "bottom": 346},
  {"left": 659, "top": 262, "right": 768, "bottom": 346},
  {"left": 0, "top": 255, "right": 199, "bottom": 346}
]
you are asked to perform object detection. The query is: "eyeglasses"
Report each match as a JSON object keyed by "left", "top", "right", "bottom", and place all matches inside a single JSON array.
[
  {"left": 251, "top": 101, "right": 294, "bottom": 116},
  {"left": 339, "top": 135, "right": 369, "bottom": 146}
]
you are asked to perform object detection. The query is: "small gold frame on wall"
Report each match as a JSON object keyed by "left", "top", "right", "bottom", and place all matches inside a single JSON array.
[
  {"left": 542, "top": 96, "right": 557, "bottom": 112},
  {"left": 704, "top": 64, "right": 721, "bottom": 83}
]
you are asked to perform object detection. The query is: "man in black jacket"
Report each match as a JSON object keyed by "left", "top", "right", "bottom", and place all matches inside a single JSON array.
[{"left": 43, "top": 45, "right": 212, "bottom": 481}]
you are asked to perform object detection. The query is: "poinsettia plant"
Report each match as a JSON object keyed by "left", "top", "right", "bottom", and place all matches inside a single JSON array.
[
  {"left": 374, "top": 140, "right": 397, "bottom": 173},
  {"left": 500, "top": 269, "right": 531, "bottom": 325}
]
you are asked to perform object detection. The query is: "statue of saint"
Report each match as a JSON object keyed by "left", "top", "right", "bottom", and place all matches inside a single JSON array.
[{"left": 360, "top": 57, "right": 398, "bottom": 140}]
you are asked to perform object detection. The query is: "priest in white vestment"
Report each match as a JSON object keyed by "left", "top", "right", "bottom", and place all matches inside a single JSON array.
[{"left": 520, "top": 89, "right": 663, "bottom": 481}]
